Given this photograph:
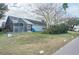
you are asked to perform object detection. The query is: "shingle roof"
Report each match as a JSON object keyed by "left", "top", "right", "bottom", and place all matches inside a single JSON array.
[
  {"left": 7, "top": 16, "right": 45, "bottom": 25},
  {"left": 8, "top": 16, "right": 19, "bottom": 23},
  {"left": 8, "top": 16, "right": 32, "bottom": 24}
]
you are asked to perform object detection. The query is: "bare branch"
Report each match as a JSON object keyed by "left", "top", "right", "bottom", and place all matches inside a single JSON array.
[{"left": 33, "top": 3, "right": 64, "bottom": 28}]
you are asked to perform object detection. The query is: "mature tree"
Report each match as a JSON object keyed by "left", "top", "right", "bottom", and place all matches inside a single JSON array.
[
  {"left": 33, "top": 3, "right": 64, "bottom": 29},
  {"left": 66, "top": 17, "right": 79, "bottom": 30},
  {"left": 0, "top": 3, "right": 8, "bottom": 19}
]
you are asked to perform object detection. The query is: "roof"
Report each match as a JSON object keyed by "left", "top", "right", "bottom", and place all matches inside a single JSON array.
[
  {"left": 23, "top": 19, "right": 33, "bottom": 24},
  {"left": 26, "top": 19, "right": 45, "bottom": 25},
  {"left": 8, "top": 16, "right": 32, "bottom": 24},
  {"left": 8, "top": 16, "right": 19, "bottom": 23},
  {"left": 7, "top": 16, "right": 45, "bottom": 25}
]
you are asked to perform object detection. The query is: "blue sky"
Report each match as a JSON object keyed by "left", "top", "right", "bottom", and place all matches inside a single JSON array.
[{"left": 67, "top": 3, "right": 79, "bottom": 17}]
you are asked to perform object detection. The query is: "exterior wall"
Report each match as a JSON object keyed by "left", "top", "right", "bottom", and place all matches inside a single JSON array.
[
  {"left": 12, "top": 19, "right": 32, "bottom": 32},
  {"left": 19, "top": 19, "right": 32, "bottom": 32},
  {"left": 73, "top": 25, "right": 79, "bottom": 31},
  {"left": 13, "top": 23, "right": 24, "bottom": 32},
  {"left": 32, "top": 24, "right": 45, "bottom": 32},
  {"left": 18, "top": 19, "right": 27, "bottom": 32}
]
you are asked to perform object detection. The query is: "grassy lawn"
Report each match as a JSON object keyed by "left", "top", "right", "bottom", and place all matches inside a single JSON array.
[{"left": 0, "top": 31, "right": 79, "bottom": 55}]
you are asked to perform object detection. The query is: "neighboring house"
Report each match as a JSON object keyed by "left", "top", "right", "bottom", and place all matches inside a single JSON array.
[
  {"left": 0, "top": 21, "right": 6, "bottom": 31},
  {"left": 5, "top": 16, "right": 45, "bottom": 32},
  {"left": 73, "top": 25, "right": 79, "bottom": 31},
  {"left": 0, "top": 21, "right": 5, "bottom": 29},
  {"left": 0, "top": 16, "right": 7, "bottom": 29}
]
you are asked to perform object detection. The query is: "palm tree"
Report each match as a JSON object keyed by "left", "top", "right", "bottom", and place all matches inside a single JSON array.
[{"left": 62, "top": 3, "right": 68, "bottom": 14}]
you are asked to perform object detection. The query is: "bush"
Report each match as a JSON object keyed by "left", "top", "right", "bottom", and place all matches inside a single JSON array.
[
  {"left": 44, "top": 23, "right": 69, "bottom": 34},
  {"left": 0, "top": 28, "right": 3, "bottom": 32}
]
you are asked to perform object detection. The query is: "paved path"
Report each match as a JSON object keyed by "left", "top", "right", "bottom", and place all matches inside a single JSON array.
[{"left": 54, "top": 37, "right": 79, "bottom": 55}]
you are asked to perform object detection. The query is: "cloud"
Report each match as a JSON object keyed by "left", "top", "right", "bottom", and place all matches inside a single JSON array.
[
  {"left": 7, "top": 3, "right": 79, "bottom": 17},
  {"left": 8, "top": 3, "right": 34, "bottom": 11}
]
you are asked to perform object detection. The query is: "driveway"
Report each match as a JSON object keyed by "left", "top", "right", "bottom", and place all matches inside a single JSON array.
[{"left": 54, "top": 37, "right": 79, "bottom": 55}]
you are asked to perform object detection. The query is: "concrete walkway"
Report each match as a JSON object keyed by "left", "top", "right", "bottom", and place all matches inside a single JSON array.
[{"left": 54, "top": 37, "right": 79, "bottom": 55}]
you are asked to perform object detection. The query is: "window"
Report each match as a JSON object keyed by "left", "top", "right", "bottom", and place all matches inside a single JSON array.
[{"left": 27, "top": 25, "right": 32, "bottom": 31}]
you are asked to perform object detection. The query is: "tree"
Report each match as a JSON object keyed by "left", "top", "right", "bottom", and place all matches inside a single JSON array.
[
  {"left": 33, "top": 3, "right": 64, "bottom": 29},
  {"left": 66, "top": 17, "right": 79, "bottom": 30},
  {"left": 0, "top": 3, "right": 8, "bottom": 19},
  {"left": 62, "top": 3, "right": 68, "bottom": 13}
]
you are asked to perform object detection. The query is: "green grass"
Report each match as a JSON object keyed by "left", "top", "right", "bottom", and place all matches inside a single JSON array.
[{"left": 0, "top": 31, "right": 78, "bottom": 55}]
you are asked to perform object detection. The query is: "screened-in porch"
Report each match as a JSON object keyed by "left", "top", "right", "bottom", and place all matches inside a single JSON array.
[{"left": 13, "top": 23, "right": 32, "bottom": 32}]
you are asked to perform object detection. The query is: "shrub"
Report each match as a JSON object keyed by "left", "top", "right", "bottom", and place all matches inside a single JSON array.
[
  {"left": 0, "top": 28, "right": 3, "bottom": 32},
  {"left": 44, "top": 23, "right": 69, "bottom": 34}
]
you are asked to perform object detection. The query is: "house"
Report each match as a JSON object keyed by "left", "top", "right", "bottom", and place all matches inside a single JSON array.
[
  {"left": 0, "top": 20, "right": 6, "bottom": 29},
  {"left": 0, "top": 16, "right": 8, "bottom": 31},
  {"left": 73, "top": 25, "right": 79, "bottom": 31},
  {"left": 0, "top": 20, "right": 6, "bottom": 31},
  {"left": 5, "top": 16, "right": 45, "bottom": 32}
]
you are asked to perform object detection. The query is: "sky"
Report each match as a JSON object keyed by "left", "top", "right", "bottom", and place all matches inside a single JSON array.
[
  {"left": 6, "top": 3, "right": 37, "bottom": 20},
  {"left": 0, "top": 3, "right": 79, "bottom": 27},
  {"left": 67, "top": 3, "right": 79, "bottom": 17},
  {"left": 7, "top": 3, "right": 79, "bottom": 17}
]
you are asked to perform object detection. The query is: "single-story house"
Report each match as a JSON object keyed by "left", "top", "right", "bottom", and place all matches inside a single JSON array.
[
  {"left": 0, "top": 16, "right": 8, "bottom": 31},
  {"left": 73, "top": 25, "right": 79, "bottom": 31},
  {"left": 5, "top": 16, "right": 45, "bottom": 32}
]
